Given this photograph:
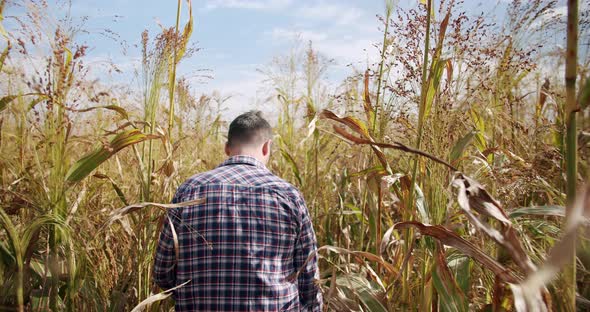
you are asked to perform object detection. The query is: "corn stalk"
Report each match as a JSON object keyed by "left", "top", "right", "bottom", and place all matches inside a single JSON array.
[{"left": 564, "top": 0, "right": 579, "bottom": 310}]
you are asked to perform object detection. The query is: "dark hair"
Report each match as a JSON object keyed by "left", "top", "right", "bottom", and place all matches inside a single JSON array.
[{"left": 227, "top": 110, "right": 272, "bottom": 147}]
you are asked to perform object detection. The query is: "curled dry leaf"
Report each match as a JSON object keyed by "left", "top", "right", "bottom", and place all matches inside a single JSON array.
[
  {"left": 452, "top": 173, "right": 537, "bottom": 274},
  {"left": 330, "top": 123, "right": 458, "bottom": 171},
  {"left": 289, "top": 245, "right": 398, "bottom": 282},
  {"left": 510, "top": 184, "right": 590, "bottom": 312},
  {"left": 452, "top": 173, "right": 510, "bottom": 224},
  {"left": 130, "top": 279, "right": 191, "bottom": 312},
  {"left": 100, "top": 198, "right": 205, "bottom": 232},
  {"left": 319, "top": 110, "right": 392, "bottom": 174},
  {"left": 392, "top": 221, "right": 519, "bottom": 283}
]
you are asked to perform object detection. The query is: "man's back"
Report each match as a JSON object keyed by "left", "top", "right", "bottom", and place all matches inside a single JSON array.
[{"left": 153, "top": 155, "right": 322, "bottom": 311}]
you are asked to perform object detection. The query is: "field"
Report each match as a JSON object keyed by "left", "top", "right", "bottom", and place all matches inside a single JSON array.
[{"left": 1, "top": 0, "right": 590, "bottom": 311}]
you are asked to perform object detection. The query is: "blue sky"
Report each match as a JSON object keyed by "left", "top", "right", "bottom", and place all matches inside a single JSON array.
[
  {"left": 6, "top": 0, "right": 569, "bottom": 114},
  {"left": 64, "top": 0, "right": 392, "bottom": 111}
]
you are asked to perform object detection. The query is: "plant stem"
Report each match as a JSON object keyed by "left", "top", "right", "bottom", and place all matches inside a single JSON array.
[
  {"left": 373, "top": 1, "right": 393, "bottom": 138},
  {"left": 168, "top": 0, "right": 182, "bottom": 140},
  {"left": 564, "top": 0, "right": 578, "bottom": 310}
]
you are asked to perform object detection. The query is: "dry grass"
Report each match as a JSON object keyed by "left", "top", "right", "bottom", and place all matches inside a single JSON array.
[{"left": 0, "top": 0, "right": 589, "bottom": 311}]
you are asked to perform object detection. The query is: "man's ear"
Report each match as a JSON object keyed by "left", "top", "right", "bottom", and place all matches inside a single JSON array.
[
  {"left": 262, "top": 140, "right": 271, "bottom": 156},
  {"left": 225, "top": 143, "right": 231, "bottom": 156}
]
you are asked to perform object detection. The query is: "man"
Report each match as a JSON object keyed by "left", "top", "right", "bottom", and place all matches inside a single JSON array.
[{"left": 153, "top": 111, "right": 322, "bottom": 311}]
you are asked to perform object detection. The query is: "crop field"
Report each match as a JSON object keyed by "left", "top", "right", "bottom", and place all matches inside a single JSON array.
[{"left": 0, "top": 0, "right": 589, "bottom": 311}]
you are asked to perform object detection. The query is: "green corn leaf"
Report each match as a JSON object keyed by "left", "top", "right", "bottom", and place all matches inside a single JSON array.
[
  {"left": 21, "top": 214, "right": 67, "bottom": 254},
  {"left": 450, "top": 131, "right": 476, "bottom": 162},
  {"left": 94, "top": 173, "right": 129, "bottom": 205},
  {"left": 335, "top": 274, "right": 388, "bottom": 312},
  {"left": 73, "top": 105, "right": 129, "bottom": 120},
  {"left": 432, "top": 256, "right": 468, "bottom": 312},
  {"left": 0, "top": 93, "right": 45, "bottom": 113},
  {"left": 423, "top": 58, "right": 448, "bottom": 119},
  {"left": 0, "top": 95, "right": 17, "bottom": 112},
  {"left": 280, "top": 148, "right": 303, "bottom": 186},
  {"left": 414, "top": 182, "right": 430, "bottom": 224},
  {"left": 0, "top": 43, "right": 9, "bottom": 72},
  {"left": 66, "top": 129, "right": 160, "bottom": 182},
  {"left": 176, "top": 0, "right": 193, "bottom": 62},
  {"left": 508, "top": 205, "right": 565, "bottom": 219},
  {"left": 0, "top": 3, "right": 8, "bottom": 40},
  {"left": 0, "top": 207, "right": 22, "bottom": 263},
  {"left": 27, "top": 95, "right": 48, "bottom": 111}
]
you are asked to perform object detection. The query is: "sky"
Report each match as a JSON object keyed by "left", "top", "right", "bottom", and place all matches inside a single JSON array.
[
  {"left": 4, "top": 0, "right": 571, "bottom": 116},
  {"left": 63, "top": 0, "right": 394, "bottom": 113}
]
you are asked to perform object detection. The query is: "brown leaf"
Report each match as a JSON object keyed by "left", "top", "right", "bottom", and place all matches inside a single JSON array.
[
  {"left": 510, "top": 184, "right": 590, "bottom": 312},
  {"left": 363, "top": 69, "right": 375, "bottom": 126},
  {"left": 332, "top": 125, "right": 457, "bottom": 171},
  {"left": 392, "top": 221, "right": 519, "bottom": 283},
  {"left": 452, "top": 173, "right": 537, "bottom": 274},
  {"left": 321, "top": 110, "right": 391, "bottom": 173}
]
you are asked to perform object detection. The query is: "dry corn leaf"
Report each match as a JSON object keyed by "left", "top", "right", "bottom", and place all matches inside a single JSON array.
[
  {"left": 130, "top": 280, "right": 191, "bottom": 312},
  {"left": 452, "top": 173, "right": 536, "bottom": 274},
  {"left": 510, "top": 184, "right": 590, "bottom": 312},
  {"left": 392, "top": 221, "right": 519, "bottom": 283}
]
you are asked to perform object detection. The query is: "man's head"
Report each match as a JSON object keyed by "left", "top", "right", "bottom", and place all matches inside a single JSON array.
[{"left": 225, "top": 110, "right": 273, "bottom": 165}]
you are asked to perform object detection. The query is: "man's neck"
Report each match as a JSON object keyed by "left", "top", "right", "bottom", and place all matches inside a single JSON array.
[{"left": 228, "top": 152, "right": 266, "bottom": 166}]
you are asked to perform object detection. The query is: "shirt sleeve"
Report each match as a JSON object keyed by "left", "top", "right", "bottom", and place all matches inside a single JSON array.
[
  {"left": 292, "top": 193, "right": 323, "bottom": 311},
  {"left": 153, "top": 190, "right": 183, "bottom": 290}
]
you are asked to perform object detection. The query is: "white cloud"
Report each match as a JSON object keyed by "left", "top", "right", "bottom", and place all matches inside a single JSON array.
[
  {"left": 191, "top": 64, "right": 271, "bottom": 118},
  {"left": 268, "top": 27, "right": 380, "bottom": 67},
  {"left": 202, "top": 0, "right": 293, "bottom": 11},
  {"left": 270, "top": 28, "right": 328, "bottom": 42},
  {"left": 296, "top": 2, "right": 363, "bottom": 25}
]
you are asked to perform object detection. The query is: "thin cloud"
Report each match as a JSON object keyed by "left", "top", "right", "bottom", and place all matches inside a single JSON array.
[
  {"left": 270, "top": 28, "right": 328, "bottom": 42},
  {"left": 295, "top": 2, "right": 363, "bottom": 25},
  {"left": 202, "top": 0, "right": 293, "bottom": 11}
]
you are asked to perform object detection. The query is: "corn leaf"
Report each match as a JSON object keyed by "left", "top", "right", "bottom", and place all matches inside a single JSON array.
[
  {"left": 0, "top": 95, "right": 16, "bottom": 113},
  {"left": 66, "top": 129, "right": 160, "bottom": 182},
  {"left": 0, "top": 93, "right": 45, "bottom": 113},
  {"left": 450, "top": 131, "right": 476, "bottom": 162},
  {"left": 130, "top": 280, "right": 191, "bottom": 312},
  {"left": 71, "top": 105, "right": 129, "bottom": 120},
  {"left": 509, "top": 205, "right": 565, "bottom": 219},
  {"left": 93, "top": 173, "right": 129, "bottom": 205},
  {"left": 335, "top": 274, "right": 388, "bottom": 312},
  {"left": 0, "top": 2, "right": 7, "bottom": 40},
  {"left": 331, "top": 124, "right": 457, "bottom": 171},
  {"left": 392, "top": 221, "right": 519, "bottom": 283},
  {"left": 280, "top": 148, "right": 303, "bottom": 186},
  {"left": 363, "top": 69, "right": 375, "bottom": 129},
  {"left": 432, "top": 245, "right": 468, "bottom": 312},
  {"left": 321, "top": 109, "right": 393, "bottom": 174},
  {"left": 0, "top": 43, "right": 9, "bottom": 72},
  {"left": 424, "top": 58, "right": 448, "bottom": 119},
  {"left": 101, "top": 198, "right": 205, "bottom": 231},
  {"left": 453, "top": 173, "right": 537, "bottom": 274},
  {"left": 0, "top": 207, "right": 22, "bottom": 266},
  {"left": 510, "top": 184, "right": 590, "bottom": 312}
]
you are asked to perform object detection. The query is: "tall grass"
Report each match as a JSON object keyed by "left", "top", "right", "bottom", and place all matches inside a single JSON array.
[{"left": 0, "top": 0, "right": 588, "bottom": 311}]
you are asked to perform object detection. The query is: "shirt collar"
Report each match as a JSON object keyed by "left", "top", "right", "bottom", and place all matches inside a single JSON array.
[{"left": 218, "top": 155, "right": 267, "bottom": 169}]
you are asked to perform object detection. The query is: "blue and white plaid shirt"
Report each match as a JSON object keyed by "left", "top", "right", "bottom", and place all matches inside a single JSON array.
[{"left": 153, "top": 155, "right": 322, "bottom": 311}]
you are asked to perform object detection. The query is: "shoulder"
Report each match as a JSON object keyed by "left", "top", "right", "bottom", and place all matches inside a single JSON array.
[
  {"left": 172, "top": 168, "right": 221, "bottom": 202},
  {"left": 262, "top": 174, "right": 305, "bottom": 203}
]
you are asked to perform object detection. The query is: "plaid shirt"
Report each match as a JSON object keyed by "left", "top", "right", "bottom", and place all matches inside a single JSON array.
[{"left": 153, "top": 155, "right": 322, "bottom": 311}]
